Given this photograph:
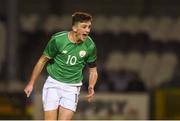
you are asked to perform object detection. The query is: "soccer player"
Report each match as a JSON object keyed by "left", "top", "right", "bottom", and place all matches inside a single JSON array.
[{"left": 24, "top": 12, "right": 98, "bottom": 120}]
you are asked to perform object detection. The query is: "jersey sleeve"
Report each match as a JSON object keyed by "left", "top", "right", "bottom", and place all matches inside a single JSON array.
[
  {"left": 86, "top": 44, "right": 97, "bottom": 63},
  {"left": 43, "top": 36, "right": 58, "bottom": 58}
]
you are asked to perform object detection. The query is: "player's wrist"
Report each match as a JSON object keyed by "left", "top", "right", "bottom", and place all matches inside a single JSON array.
[{"left": 28, "top": 80, "right": 35, "bottom": 86}]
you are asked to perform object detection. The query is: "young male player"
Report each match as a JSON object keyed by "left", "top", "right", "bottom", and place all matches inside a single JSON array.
[{"left": 24, "top": 11, "right": 98, "bottom": 120}]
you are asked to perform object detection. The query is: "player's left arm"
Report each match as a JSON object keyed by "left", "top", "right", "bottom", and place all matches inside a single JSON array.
[{"left": 86, "top": 62, "right": 98, "bottom": 103}]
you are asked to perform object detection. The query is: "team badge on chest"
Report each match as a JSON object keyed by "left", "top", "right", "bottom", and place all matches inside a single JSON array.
[{"left": 79, "top": 50, "right": 86, "bottom": 57}]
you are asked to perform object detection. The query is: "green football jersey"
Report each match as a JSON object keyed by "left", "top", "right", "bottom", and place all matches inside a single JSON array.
[{"left": 43, "top": 31, "right": 97, "bottom": 85}]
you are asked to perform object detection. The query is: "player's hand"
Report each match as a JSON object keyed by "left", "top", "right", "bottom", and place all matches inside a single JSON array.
[
  {"left": 86, "top": 86, "right": 95, "bottom": 103},
  {"left": 24, "top": 84, "right": 33, "bottom": 98}
]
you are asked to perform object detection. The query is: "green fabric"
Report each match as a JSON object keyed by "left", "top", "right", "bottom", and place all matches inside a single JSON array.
[{"left": 43, "top": 31, "right": 97, "bottom": 84}]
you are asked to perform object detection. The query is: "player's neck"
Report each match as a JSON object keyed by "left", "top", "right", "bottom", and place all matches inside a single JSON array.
[{"left": 68, "top": 31, "right": 80, "bottom": 44}]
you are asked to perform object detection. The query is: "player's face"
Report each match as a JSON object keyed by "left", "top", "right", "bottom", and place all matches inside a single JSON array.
[{"left": 73, "top": 21, "right": 91, "bottom": 42}]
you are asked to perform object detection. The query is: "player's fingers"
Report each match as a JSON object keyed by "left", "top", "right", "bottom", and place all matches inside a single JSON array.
[
  {"left": 87, "top": 96, "right": 93, "bottom": 103},
  {"left": 86, "top": 93, "right": 94, "bottom": 103},
  {"left": 88, "top": 89, "right": 94, "bottom": 96},
  {"left": 27, "top": 92, "right": 30, "bottom": 97},
  {"left": 26, "top": 91, "right": 29, "bottom": 97},
  {"left": 24, "top": 89, "right": 31, "bottom": 97},
  {"left": 86, "top": 93, "right": 94, "bottom": 98}
]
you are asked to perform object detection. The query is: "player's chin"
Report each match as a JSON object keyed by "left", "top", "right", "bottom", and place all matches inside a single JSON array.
[
  {"left": 81, "top": 36, "right": 87, "bottom": 41},
  {"left": 81, "top": 38, "right": 86, "bottom": 42}
]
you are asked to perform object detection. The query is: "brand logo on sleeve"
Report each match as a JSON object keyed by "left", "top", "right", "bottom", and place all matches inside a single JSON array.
[
  {"left": 79, "top": 50, "right": 86, "bottom": 57},
  {"left": 62, "top": 50, "right": 68, "bottom": 54}
]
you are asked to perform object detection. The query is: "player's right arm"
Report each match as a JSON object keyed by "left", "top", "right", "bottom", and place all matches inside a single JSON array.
[{"left": 24, "top": 55, "right": 50, "bottom": 97}]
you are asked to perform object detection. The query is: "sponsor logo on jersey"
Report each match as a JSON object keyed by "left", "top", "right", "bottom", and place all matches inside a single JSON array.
[
  {"left": 62, "top": 50, "right": 68, "bottom": 54},
  {"left": 79, "top": 50, "right": 86, "bottom": 57}
]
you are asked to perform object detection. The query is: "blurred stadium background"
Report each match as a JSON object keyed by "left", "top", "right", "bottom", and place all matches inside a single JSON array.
[{"left": 0, "top": 0, "right": 180, "bottom": 119}]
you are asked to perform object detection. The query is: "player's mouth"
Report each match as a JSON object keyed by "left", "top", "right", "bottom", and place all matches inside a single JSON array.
[
  {"left": 82, "top": 33, "right": 88, "bottom": 39},
  {"left": 83, "top": 33, "right": 88, "bottom": 36}
]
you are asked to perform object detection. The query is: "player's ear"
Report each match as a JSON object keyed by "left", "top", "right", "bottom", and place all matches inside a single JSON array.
[{"left": 72, "top": 25, "right": 77, "bottom": 32}]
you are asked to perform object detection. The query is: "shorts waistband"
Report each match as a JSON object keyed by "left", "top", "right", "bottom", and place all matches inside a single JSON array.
[{"left": 47, "top": 76, "right": 82, "bottom": 87}]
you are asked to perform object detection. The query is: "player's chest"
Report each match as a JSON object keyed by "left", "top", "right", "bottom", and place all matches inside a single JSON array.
[{"left": 59, "top": 43, "right": 88, "bottom": 61}]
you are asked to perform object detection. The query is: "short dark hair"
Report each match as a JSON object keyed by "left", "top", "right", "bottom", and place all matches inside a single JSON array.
[{"left": 72, "top": 12, "right": 92, "bottom": 26}]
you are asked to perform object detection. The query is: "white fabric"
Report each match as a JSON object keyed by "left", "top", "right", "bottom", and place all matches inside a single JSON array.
[{"left": 42, "top": 76, "right": 81, "bottom": 112}]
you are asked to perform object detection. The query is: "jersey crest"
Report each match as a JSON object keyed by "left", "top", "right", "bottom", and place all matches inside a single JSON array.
[{"left": 79, "top": 50, "right": 86, "bottom": 58}]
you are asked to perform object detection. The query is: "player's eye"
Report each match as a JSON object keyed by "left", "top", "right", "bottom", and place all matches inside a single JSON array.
[
  {"left": 81, "top": 25, "right": 87, "bottom": 28},
  {"left": 88, "top": 25, "right": 91, "bottom": 29}
]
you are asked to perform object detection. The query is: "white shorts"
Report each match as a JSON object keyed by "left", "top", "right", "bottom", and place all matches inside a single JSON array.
[{"left": 42, "top": 76, "right": 81, "bottom": 112}]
